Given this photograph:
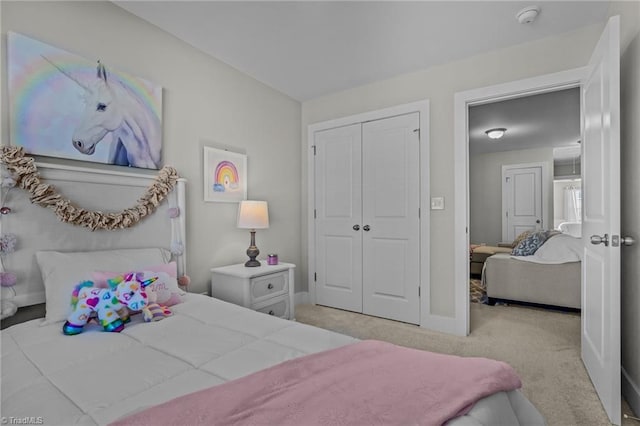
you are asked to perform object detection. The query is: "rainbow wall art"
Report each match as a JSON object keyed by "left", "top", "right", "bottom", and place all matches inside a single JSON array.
[
  {"left": 7, "top": 32, "right": 163, "bottom": 169},
  {"left": 203, "top": 147, "right": 247, "bottom": 202},
  {"left": 213, "top": 161, "right": 240, "bottom": 193}
]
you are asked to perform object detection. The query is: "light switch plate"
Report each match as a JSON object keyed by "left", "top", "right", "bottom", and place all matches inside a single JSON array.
[{"left": 431, "top": 197, "right": 445, "bottom": 210}]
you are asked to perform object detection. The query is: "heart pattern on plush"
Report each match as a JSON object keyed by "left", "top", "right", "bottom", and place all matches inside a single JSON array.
[{"left": 86, "top": 297, "right": 100, "bottom": 308}]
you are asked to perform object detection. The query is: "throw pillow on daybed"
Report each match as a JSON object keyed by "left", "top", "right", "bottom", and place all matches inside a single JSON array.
[
  {"left": 511, "top": 230, "right": 535, "bottom": 248},
  {"left": 511, "top": 230, "right": 561, "bottom": 256}
]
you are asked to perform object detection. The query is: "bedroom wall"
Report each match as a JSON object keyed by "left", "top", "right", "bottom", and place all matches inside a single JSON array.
[
  {"left": 0, "top": 1, "right": 302, "bottom": 300},
  {"left": 301, "top": 23, "right": 603, "bottom": 319},
  {"left": 469, "top": 147, "right": 554, "bottom": 246},
  {"left": 610, "top": 0, "right": 640, "bottom": 416}
]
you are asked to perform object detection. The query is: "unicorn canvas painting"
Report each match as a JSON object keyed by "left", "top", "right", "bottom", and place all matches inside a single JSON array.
[{"left": 7, "top": 32, "right": 162, "bottom": 169}]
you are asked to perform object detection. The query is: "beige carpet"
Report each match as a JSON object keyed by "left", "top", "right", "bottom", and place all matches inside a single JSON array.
[{"left": 296, "top": 303, "right": 638, "bottom": 426}]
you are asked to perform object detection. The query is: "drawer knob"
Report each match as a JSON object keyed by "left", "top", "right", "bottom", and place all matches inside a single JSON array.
[
  {"left": 268, "top": 310, "right": 275, "bottom": 315},
  {"left": 267, "top": 283, "right": 274, "bottom": 290}
]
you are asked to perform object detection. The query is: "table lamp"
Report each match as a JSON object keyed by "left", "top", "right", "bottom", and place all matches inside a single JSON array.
[{"left": 237, "top": 200, "right": 269, "bottom": 267}]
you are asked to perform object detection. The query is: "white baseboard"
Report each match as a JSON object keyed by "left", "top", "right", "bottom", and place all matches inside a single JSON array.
[
  {"left": 623, "top": 367, "right": 640, "bottom": 417},
  {"left": 294, "top": 291, "right": 310, "bottom": 306},
  {"left": 420, "top": 313, "right": 466, "bottom": 336}
]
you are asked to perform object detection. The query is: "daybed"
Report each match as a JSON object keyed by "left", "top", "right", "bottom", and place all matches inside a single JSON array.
[
  {"left": 1, "top": 162, "right": 546, "bottom": 426},
  {"left": 485, "top": 233, "right": 582, "bottom": 309},
  {"left": 470, "top": 244, "right": 513, "bottom": 276}
]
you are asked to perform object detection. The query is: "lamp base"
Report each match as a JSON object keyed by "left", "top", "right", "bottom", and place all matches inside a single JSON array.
[
  {"left": 244, "top": 258, "right": 261, "bottom": 267},
  {"left": 245, "top": 235, "right": 261, "bottom": 267}
]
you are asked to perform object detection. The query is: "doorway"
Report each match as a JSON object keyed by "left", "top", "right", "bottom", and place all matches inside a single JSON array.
[
  {"left": 455, "top": 17, "right": 622, "bottom": 425},
  {"left": 467, "top": 88, "right": 580, "bottom": 313},
  {"left": 453, "top": 67, "right": 586, "bottom": 336}
]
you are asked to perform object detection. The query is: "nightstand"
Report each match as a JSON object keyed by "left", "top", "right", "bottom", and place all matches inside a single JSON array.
[{"left": 210, "top": 262, "right": 295, "bottom": 320}]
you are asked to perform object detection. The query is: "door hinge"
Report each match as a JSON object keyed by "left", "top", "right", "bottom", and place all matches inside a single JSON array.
[
  {"left": 314, "top": 272, "right": 317, "bottom": 282},
  {"left": 418, "top": 207, "right": 420, "bottom": 218},
  {"left": 418, "top": 287, "right": 421, "bottom": 297},
  {"left": 413, "top": 128, "right": 420, "bottom": 140},
  {"left": 506, "top": 176, "right": 510, "bottom": 182},
  {"left": 312, "top": 145, "right": 316, "bottom": 155},
  {"left": 314, "top": 209, "right": 317, "bottom": 219}
]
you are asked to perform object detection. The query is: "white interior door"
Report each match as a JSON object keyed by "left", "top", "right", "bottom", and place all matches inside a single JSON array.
[
  {"left": 314, "top": 124, "right": 363, "bottom": 313},
  {"left": 581, "top": 16, "right": 621, "bottom": 426},
  {"left": 502, "top": 164, "right": 543, "bottom": 241},
  {"left": 362, "top": 113, "right": 420, "bottom": 324}
]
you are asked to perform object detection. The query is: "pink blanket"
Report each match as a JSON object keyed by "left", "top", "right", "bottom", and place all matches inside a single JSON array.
[{"left": 112, "top": 340, "right": 521, "bottom": 426}]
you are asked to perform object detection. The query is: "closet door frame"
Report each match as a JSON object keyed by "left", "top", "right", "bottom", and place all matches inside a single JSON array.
[{"left": 307, "top": 99, "right": 431, "bottom": 328}]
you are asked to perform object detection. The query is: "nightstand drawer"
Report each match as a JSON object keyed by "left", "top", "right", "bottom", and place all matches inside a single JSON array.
[
  {"left": 210, "top": 262, "right": 296, "bottom": 320},
  {"left": 252, "top": 296, "right": 289, "bottom": 319},
  {"left": 250, "top": 271, "right": 288, "bottom": 302}
]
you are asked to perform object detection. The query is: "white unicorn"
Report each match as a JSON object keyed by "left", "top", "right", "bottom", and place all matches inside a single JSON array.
[{"left": 43, "top": 57, "right": 161, "bottom": 169}]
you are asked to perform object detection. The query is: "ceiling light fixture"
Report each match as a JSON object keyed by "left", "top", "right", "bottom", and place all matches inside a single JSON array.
[{"left": 485, "top": 128, "right": 507, "bottom": 139}]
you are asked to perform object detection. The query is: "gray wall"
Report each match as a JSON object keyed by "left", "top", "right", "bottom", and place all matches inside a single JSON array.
[
  {"left": 0, "top": 1, "right": 302, "bottom": 298},
  {"left": 469, "top": 148, "right": 554, "bottom": 246},
  {"left": 611, "top": 0, "right": 640, "bottom": 416}
]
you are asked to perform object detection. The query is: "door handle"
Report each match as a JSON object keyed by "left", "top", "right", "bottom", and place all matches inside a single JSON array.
[
  {"left": 612, "top": 235, "right": 636, "bottom": 247},
  {"left": 590, "top": 234, "right": 609, "bottom": 246},
  {"left": 621, "top": 236, "right": 636, "bottom": 246},
  {"left": 363, "top": 225, "right": 371, "bottom": 231},
  {"left": 536, "top": 219, "right": 541, "bottom": 224},
  {"left": 353, "top": 224, "right": 360, "bottom": 231}
]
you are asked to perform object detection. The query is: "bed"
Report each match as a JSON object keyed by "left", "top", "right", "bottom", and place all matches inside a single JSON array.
[
  {"left": 1, "top": 160, "right": 546, "bottom": 425},
  {"left": 469, "top": 244, "right": 513, "bottom": 276},
  {"left": 485, "top": 232, "right": 582, "bottom": 309}
]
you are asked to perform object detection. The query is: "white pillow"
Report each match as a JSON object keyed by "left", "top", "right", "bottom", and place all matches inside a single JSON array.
[
  {"left": 35, "top": 247, "right": 172, "bottom": 325},
  {"left": 513, "top": 234, "right": 582, "bottom": 264}
]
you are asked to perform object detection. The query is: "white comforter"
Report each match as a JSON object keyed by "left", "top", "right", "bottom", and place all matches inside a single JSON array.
[
  {"left": 2, "top": 294, "right": 544, "bottom": 426},
  {"left": 2, "top": 294, "right": 356, "bottom": 425}
]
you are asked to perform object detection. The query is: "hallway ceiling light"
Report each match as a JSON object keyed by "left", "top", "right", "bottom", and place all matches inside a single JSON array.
[{"left": 485, "top": 128, "right": 507, "bottom": 139}]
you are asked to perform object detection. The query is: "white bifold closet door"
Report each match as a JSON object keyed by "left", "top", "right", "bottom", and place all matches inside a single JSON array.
[
  {"left": 314, "top": 123, "right": 363, "bottom": 313},
  {"left": 314, "top": 113, "right": 420, "bottom": 324}
]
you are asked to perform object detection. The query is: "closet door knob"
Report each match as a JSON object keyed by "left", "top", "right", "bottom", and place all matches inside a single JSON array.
[
  {"left": 353, "top": 224, "right": 360, "bottom": 231},
  {"left": 363, "top": 225, "right": 371, "bottom": 231}
]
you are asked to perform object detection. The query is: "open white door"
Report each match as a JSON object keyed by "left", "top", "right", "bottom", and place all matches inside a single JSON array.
[{"left": 581, "top": 15, "right": 621, "bottom": 426}]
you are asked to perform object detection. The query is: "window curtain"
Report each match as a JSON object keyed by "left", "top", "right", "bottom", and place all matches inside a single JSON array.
[{"left": 564, "top": 186, "right": 582, "bottom": 223}]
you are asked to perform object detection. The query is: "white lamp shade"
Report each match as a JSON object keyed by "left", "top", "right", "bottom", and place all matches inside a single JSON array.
[{"left": 237, "top": 200, "right": 269, "bottom": 229}]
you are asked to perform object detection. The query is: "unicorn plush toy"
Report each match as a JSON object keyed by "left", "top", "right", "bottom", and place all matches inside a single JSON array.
[{"left": 62, "top": 272, "right": 157, "bottom": 335}]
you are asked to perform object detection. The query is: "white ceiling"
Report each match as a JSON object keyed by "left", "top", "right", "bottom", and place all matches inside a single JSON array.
[
  {"left": 114, "top": 1, "right": 611, "bottom": 102},
  {"left": 469, "top": 87, "right": 581, "bottom": 157}
]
